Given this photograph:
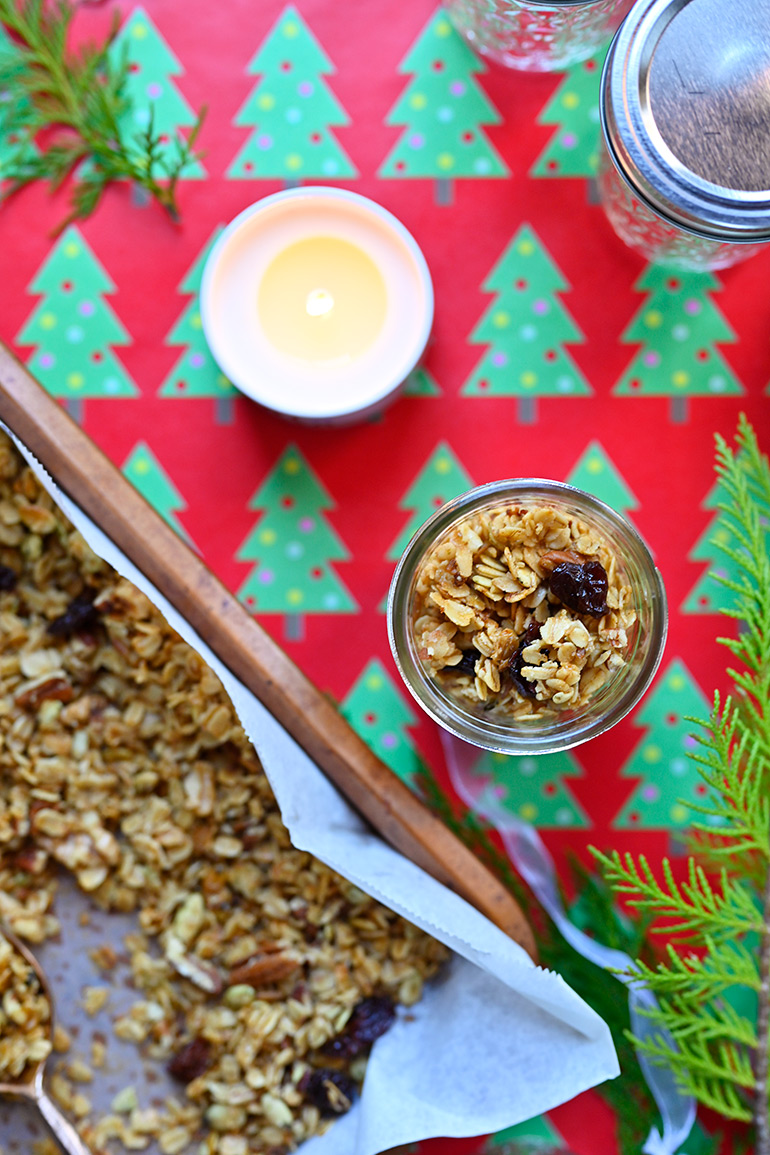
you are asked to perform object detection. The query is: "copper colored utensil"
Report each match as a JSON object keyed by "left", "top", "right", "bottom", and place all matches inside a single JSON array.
[
  {"left": 0, "top": 924, "right": 93, "bottom": 1155},
  {"left": 0, "top": 341, "right": 537, "bottom": 962}
]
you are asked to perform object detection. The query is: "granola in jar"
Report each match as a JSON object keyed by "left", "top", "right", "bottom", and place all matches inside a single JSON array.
[
  {"left": 412, "top": 501, "right": 638, "bottom": 721},
  {"left": 0, "top": 431, "right": 448, "bottom": 1153}
]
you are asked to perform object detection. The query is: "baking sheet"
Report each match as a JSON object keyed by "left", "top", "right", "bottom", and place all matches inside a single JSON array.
[{"left": 0, "top": 424, "right": 619, "bottom": 1154}]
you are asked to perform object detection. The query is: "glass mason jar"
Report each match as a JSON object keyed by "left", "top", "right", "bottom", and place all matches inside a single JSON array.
[
  {"left": 443, "top": 0, "right": 633, "bottom": 72},
  {"left": 598, "top": 0, "right": 770, "bottom": 271},
  {"left": 387, "top": 479, "right": 667, "bottom": 756}
]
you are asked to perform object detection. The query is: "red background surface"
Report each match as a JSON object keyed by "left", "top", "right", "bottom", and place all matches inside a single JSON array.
[{"left": 1, "top": 0, "right": 768, "bottom": 1150}]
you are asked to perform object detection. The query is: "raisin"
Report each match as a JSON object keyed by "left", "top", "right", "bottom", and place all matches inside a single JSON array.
[
  {"left": 549, "top": 560, "right": 609, "bottom": 617},
  {"left": 0, "top": 565, "right": 17, "bottom": 591},
  {"left": 505, "top": 620, "right": 541, "bottom": 700},
  {"left": 47, "top": 589, "right": 100, "bottom": 637},
  {"left": 167, "top": 1037, "right": 212, "bottom": 1083},
  {"left": 302, "top": 1068, "right": 357, "bottom": 1116},
  {"left": 453, "top": 647, "right": 481, "bottom": 676},
  {"left": 322, "top": 995, "right": 396, "bottom": 1059}
]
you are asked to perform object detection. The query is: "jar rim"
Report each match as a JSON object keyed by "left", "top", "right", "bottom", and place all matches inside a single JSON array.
[
  {"left": 601, "top": 0, "right": 770, "bottom": 241},
  {"left": 387, "top": 478, "right": 668, "bottom": 755}
]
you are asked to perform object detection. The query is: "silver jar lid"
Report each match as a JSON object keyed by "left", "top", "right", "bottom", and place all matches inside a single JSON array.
[{"left": 601, "top": 0, "right": 770, "bottom": 241}]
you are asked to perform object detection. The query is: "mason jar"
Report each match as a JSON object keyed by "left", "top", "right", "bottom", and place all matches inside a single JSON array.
[
  {"left": 387, "top": 479, "right": 667, "bottom": 756},
  {"left": 443, "top": 0, "right": 634, "bottom": 72},
  {"left": 598, "top": 0, "right": 770, "bottom": 270}
]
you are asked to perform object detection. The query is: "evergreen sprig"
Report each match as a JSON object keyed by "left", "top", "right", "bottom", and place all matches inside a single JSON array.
[
  {"left": 0, "top": 0, "right": 205, "bottom": 228},
  {"left": 594, "top": 415, "right": 770, "bottom": 1150}
]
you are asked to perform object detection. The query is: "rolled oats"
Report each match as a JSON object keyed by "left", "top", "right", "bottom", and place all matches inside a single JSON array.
[
  {"left": 0, "top": 929, "right": 52, "bottom": 1080},
  {"left": 0, "top": 432, "right": 448, "bottom": 1152},
  {"left": 412, "top": 503, "right": 638, "bottom": 720}
]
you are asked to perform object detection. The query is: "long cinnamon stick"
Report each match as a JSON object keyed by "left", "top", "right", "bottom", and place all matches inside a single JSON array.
[{"left": 0, "top": 341, "right": 537, "bottom": 961}]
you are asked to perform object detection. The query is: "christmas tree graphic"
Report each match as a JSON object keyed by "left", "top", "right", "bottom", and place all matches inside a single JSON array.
[
  {"left": 461, "top": 223, "right": 591, "bottom": 422},
  {"left": 16, "top": 226, "right": 138, "bottom": 422},
  {"left": 108, "top": 7, "right": 204, "bottom": 181},
  {"left": 682, "top": 467, "right": 770, "bottom": 615},
  {"left": 613, "top": 658, "right": 714, "bottom": 831},
  {"left": 341, "top": 658, "right": 426, "bottom": 790},
  {"left": 378, "top": 8, "right": 509, "bottom": 205},
  {"left": 614, "top": 264, "right": 743, "bottom": 424},
  {"left": 387, "top": 441, "right": 472, "bottom": 560},
  {"left": 530, "top": 48, "right": 606, "bottom": 180},
  {"left": 236, "top": 445, "right": 357, "bottom": 640},
  {"left": 566, "top": 441, "right": 639, "bottom": 517},
  {"left": 0, "top": 28, "right": 37, "bottom": 179},
  {"left": 402, "top": 365, "right": 441, "bottom": 397},
  {"left": 485, "top": 1112, "right": 565, "bottom": 1151},
  {"left": 122, "top": 442, "right": 194, "bottom": 547},
  {"left": 158, "top": 227, "right": 237, "bottom": 424},
  {"left": 470, "top": 749, "right": 589, "bottom": 829},
  {"left": 227, "top": 5, "right": 356, "bottom": 183}
]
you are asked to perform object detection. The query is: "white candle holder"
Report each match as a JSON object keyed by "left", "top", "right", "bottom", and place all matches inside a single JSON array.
[{"left": 200, "top": 188, "right": 434, "bottom": 425}]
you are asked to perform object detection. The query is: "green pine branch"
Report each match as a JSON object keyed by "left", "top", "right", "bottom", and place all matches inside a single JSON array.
[
  {"left": 593, "top": 415, "right": 770, "bottom": 1153},
  {"left": 0, "top": 0, "right": 205, "bottom": 229}
]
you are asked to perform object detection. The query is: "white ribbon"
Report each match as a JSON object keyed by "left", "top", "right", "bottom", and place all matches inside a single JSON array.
[{"left": 441, "top": 732, "right": 696, "bottom": 1155}]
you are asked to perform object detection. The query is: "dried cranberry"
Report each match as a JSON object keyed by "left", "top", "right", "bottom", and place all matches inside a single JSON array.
[
  {"left": 549, "top": 560, "right": 609, "bottom": 617},
  {"left": 47, "top": 589, "right": 100, "bottom": 637},
  {"left": 302, "top": 1068, "right": 357, "bottom": 1116},
  {"left": 167, "top": 1037, "right": 211, "bottom": 1083},
  {"left": 322, "top": 995, "right": 396, "bottom": 1059},
  {"left": 505, "top": 620, "right": 541, "bottom": 700},
  {"left": 454, "top": 647, "right": 481, "bottom": 675},
  {"left": 0, "top": 565, "right": 17, "bottom": 591}
]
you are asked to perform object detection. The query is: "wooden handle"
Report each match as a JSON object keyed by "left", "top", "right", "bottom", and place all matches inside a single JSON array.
[{"left": 0, "top": 342, "right": 537, "bottom": 962}]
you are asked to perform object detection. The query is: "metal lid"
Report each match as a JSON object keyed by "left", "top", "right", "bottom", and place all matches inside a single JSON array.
[{"left": 601, "top": 0, "right": 770, "bottom": 240}]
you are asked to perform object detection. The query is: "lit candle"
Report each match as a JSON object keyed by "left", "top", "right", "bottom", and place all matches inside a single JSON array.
[{"left": 200, "top": 188, "right": 434, "bottom": 423}]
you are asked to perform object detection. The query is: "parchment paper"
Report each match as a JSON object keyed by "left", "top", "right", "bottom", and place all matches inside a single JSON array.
[{"left": 0, "top": 425, "right": 619, "bottom": 1154}]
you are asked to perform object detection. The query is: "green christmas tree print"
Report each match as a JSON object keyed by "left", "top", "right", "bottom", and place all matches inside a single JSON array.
[
  {"left": 378, "top": 9, "right": 509, "bottom": 206},
  {"left": 613, "top": 658, "right": 714, "bottom": 831},
  {"left": 227, "top": 5, "right": 356, "bottom": 183},
  {"left": 682, "top": 468, "right": 770, "bottom": 615},
  {"left": 108, "top": 7, "right": 204, "bottom": 180},
  {"left": 387, "top": 441, "right": 472, "bottom": 561},
  {"left": 16, "top": 226, "right": 138, "bottom": 422},
  {"left": 236, "top": 445, "right": 357, "bottom": 641},
  {"left": 530, "top": 48, "right": 606, "bottom": 179},
  {"left": 613, "top": 264, "right": 743, "bottom": 424},
  {"left": 461, "top": 224, "right": 591, "bottom": 423},
  {"left": 158, "top": 227, "right": 237, "bottom": 424},
  {"left": 470, "top": 749, "right": 589, "bottom": 829},
  {"left": 402, "top": 366, "right": 441, "bottom": 397},
  {"left": 0, "top": 28, "right": 37, "bottom": 179},
  {"left": 485, "top": 1112, "right": 564, "bottom": 1150},
  {"left": 341, "top": 658, "right": 426, "bottom": 790},
  {"left": 566, "top": 441, "right": 639, "bottom": 517},
  {"left": 122, "top": 442, "right": 194, "bottom": 547}
]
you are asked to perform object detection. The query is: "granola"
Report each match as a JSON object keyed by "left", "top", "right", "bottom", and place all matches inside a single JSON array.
[
  {"left": 0, "top": 432, "right": 447, "bottom": 1153},
  {"left": 0, "top": 929, "right": 52, "bottom": 1080},
  {"left": 412, "top": 502, "right": 638, "bottom": 719}
]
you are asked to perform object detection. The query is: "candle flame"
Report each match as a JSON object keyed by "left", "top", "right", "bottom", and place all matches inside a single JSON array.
[{"left": 305, "top": 288, "right": 335, "bottom": 318}]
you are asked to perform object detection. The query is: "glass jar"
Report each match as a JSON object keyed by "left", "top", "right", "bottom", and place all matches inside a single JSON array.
[
  {"left": 443, "top": 0, "right": 633, "bottom": 72},
  {"left": 387, "top": 479, "right": 667, "bottom": 756},
  {"left": 598, "top": 0, "right": 770, "bottom": 270}
]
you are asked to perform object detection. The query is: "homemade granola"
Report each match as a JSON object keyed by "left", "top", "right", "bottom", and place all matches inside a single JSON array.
[
  {"left": 412, "top": 502, "right": 637, "bottom": 719},
  {"left": 0, "top": 431, "right": 447, "bottom": 1153},
  {"left": 0, "top": 928, "right": 52, "bottom": 1081}
]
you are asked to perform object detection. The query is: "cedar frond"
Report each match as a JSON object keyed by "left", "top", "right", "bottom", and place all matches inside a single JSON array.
[
  {"left": 594, "top": 416, "right": 770, "bottom": 1149},
  {"left": 0, "top": 0, "right": 204, "bottom": 226}
]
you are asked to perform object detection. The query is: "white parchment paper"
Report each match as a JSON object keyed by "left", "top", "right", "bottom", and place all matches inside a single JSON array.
[{"left": 2, "top": 425, "right": 619, "bottom": 1154}]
